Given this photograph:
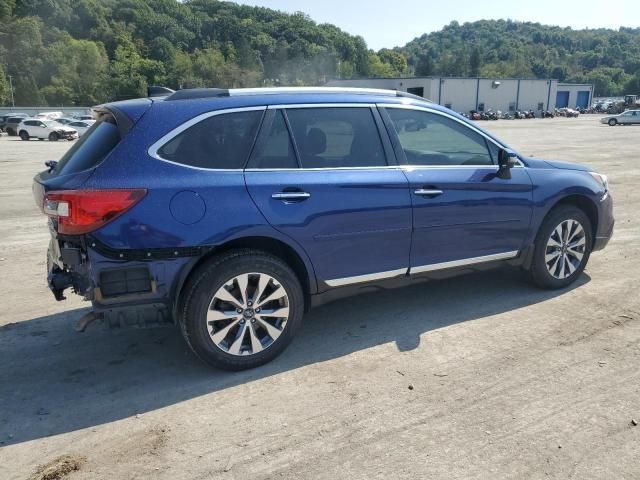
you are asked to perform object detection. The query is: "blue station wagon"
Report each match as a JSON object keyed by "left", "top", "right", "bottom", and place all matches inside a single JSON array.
[{"left": 34, "top": 87, "right": 614, "bottom": 370}]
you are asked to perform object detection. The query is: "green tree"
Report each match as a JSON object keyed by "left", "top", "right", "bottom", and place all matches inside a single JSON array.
[
  {"left": 469, "top": 46, "right": 481, "bottom": 76},
  {"left": 39, "top": 34, "right": 109, "bottom": 105},
  {"left": 0, "top": 64, "right": 9, "bottom": 105},
  {"left": 109, "top": 33, "right": 164, "bottom": 99},
  {"left": 367, "top": 53, "right": 395, "bottom": 77},
  {"left": 415, "top": 54, "right": 434, "bottom": 76},
  {"left": 0, "top": 0, "right": 15, "bottom": 20},
  {"left": 378, "top": 49, "right": 408, "bottom": 76}
]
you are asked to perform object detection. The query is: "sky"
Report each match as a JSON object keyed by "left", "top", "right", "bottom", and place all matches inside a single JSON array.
[{"left": 233, "top": 0, "right": 638, "bottom": 50}]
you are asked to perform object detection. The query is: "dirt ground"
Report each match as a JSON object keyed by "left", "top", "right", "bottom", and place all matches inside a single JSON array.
[{"left": 0, "top": 116, "right": 638, "bottom": 480}]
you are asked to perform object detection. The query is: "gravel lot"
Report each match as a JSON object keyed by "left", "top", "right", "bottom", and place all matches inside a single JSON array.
[{"left": 0, "top": 116, "right": 638, "bottom": 480}]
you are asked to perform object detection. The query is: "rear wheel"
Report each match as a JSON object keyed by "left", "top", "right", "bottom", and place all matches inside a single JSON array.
[
  {"left": 529, "top": 206, "right": 592, "bottom": 289},
  {"left": 608, "top": 118, "right": 617, "bottom": 126},
  {"left": 48, "top": 132, "right": 59, "bottom": 141},
  {"left": 19, "top": 130, "right": 29, "bottom": 141},
  {"left": 179, "top": 250, "right": 304, "bottom": 370},
  {"left": 7, "top": 127, "right": 16, "bottom": 136}
]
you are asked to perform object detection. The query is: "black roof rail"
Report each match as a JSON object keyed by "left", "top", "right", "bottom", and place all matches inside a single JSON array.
[{"left": 165, "top": 88, "right": 230, "bottom": 101}]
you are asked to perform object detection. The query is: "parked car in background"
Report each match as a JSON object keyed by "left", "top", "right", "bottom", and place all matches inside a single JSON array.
[
  {"left": 67, "top": 119, "right": 95, "bottom": 136},
  {"left": 4, "top": 116, "right": 30, "bottom": 136},
  {"left": 74, "top": 114, "right": 94, "bottom": 121},
  {"left": 34, "top": 111, "right": 64, "bottom": 120},
  {"left": 18, "top": 119, "right": 78, "bottom": 141},
  {"left": 54, "top": 117, "right": 78, "bottom": 125},
  {"left": 601, "top": 109, "right": 640, "bottom": 126},
  {"left": 0, "top": 113, "right": 28, "bottom": 133},
  {"left": 556, "top": 107, "right": 579, "bottom": 118},
  {"left": 34, "top": 87, "right": 613, "bottom": 370}
]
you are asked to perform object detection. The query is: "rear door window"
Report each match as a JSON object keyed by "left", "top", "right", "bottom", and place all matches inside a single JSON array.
[
  {"left": 285, "top": 107, "right": 387, "bottom": 168},
  {"left": 53, "top": 119, "right": 121, "bottom": 176},
  {"left": 157, "top": 110, "right": 264, "bottom": 169}
]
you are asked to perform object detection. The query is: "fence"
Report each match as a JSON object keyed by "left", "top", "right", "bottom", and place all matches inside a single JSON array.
[{"left": 0, "top": 106, "right": 92, "bottom": 116}]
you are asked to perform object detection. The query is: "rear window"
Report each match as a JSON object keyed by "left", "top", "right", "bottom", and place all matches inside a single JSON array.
[
  {"left": 157, "top": 110, "right": 264, "bottom": 169},
  {"left": 53, "top": 119, "right": 121, "bottom": 176}
]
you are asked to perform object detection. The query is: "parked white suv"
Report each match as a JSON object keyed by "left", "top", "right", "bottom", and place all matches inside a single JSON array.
[
  {"left": 67, "top": 120, "right": 95, "bottom": 136},
  {"left": 18, "top": 119, "right": 78, "bottom": 141}
]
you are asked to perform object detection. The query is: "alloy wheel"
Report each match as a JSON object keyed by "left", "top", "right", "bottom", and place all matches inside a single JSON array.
[
  {"left": 544, "top": 219, "right": 586, "bottom": 279},
  {"left": 207, "top": 272, "right": 289, "bottom": 356}
]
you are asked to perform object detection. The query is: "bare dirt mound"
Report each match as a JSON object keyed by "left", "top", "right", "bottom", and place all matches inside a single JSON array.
[{"left": 28, "top": 454, "right": 85, "bottom": 480}]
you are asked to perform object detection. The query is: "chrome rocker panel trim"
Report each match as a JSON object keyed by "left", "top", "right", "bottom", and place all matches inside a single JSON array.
[
  {"left": 325, "top": 251, "right": 520, "bottom": 287},
  {"left": 410, "top": 251, "right": 520, "bottom": 274}
]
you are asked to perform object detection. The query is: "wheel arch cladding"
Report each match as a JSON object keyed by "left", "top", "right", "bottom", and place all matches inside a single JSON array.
[
  {"left": 548, "top": 194, "right": 598, "bottom": 242},
  {"left": 174, "top": 236, "right": 315, "bottom": 317}
]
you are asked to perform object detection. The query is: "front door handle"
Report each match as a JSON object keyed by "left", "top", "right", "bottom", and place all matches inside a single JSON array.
[
  {"left": 272, "top": 191, "right": 311, "bottom": 201},
  {"left": 414, "top": 189, "right": 443, "bottom": 197}
]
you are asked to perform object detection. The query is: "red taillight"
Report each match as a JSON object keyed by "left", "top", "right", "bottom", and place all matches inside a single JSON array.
[{"left": 42, "top": 189, "right": 147, "bottom": 235}]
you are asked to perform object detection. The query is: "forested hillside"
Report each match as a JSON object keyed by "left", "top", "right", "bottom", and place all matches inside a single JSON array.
[
  {"left": 0, "top": 0, "right": 408, "bottom": 105},
  {"left": 401, "top": 20, "right": 640, "bottom": 97},
  {"left": 0, "top": 0, "right": 639, "bottom": 106}
]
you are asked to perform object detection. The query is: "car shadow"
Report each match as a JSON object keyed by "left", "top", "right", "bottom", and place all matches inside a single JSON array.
[{"left": 0, "top": 268, "right": 589, "bottom": 446}]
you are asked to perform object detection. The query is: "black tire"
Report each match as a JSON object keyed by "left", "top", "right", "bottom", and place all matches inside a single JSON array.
[
  {"left": 529, "top": 205, "right": 593, "bottom": 289},
  {"left": 7, "top": 127, "right": 16, "bottom": 136},
  {"left": 608, "top": 118, "right": 617, "bottom": 126},
  {"left": 179, "top": 250, "right": 304, "bottom": 370},
  {"left": 19, "top": 130, "right": 29, "bottom": 141},
  {"left": 48, "top": 132, "right": 59, "bottom": 141}
]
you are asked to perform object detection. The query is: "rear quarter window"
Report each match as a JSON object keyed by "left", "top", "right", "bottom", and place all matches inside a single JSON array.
[
  {"left": 53, "top": 119, "right": 121, "bottom": 176},
  {"left": 156, "top": 110, "right": 264, "bottom": 169}
]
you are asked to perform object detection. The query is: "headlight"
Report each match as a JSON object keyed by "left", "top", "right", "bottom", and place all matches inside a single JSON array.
[{"left": 589, "top": 172, "right": 609, "bottom": 192}]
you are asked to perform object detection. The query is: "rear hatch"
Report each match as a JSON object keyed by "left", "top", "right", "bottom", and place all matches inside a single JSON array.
[
  {"left": 33, "top": 99, "right": 152, "bottom": 231},
  {"left": 33, "top": 99, "right": 152, "bottom": 300}
]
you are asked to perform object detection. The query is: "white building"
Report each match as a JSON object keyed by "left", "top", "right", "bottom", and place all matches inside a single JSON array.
[{"left": 326, "top": 77, "right": 593, "bottom": 112}]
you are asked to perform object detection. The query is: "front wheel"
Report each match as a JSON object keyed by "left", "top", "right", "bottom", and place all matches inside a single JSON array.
[
  {"left": 19, "top": 130, "right": 29, "bottom": 141},
  {"left": 529, "top": 206, "right": 592, "bottom": 289},
  {"left": 608, "top": 118, "right": 617, "bottom": 126},
  {"left": 179, "top": 250, "right": 304, "bottom": 370},
  {"left": 48, "top": 132, "right": 59, "bottom": 141}
]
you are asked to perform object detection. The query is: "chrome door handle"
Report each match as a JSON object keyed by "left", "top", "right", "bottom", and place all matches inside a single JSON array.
[
  {"left": 271, "top": 192, "right": 311, "bottom": 200},
  {"left": 414, "top": 189, "right": 443, "bottom": 196}
]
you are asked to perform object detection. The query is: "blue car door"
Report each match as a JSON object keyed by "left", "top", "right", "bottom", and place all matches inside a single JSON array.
[
  {"left": 245, "top": 106, "right": 412, "bottom": 288},
  {"left": 380, "top": 105, "right": 534, "bottom": 273}
]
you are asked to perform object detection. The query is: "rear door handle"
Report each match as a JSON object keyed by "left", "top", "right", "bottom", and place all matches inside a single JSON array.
[
  {"left": 414, "top": 189, "right": 443, "bottom": 197},
  {"left": 271, "top": 192, "right": 311, "bottom": 201}
]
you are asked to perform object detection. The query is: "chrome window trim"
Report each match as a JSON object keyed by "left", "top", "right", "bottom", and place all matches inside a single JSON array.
[
  {"left": 325, "top": 268, "right": 408, "bottom": 287},
  {"left": 147, "top": 103, "right": 524, "bottom": 172},
  {"left": 410, "top": 250, "right": 520, "bottom": 275},
  {"left": 147, "top": 106, "right": 267, "bottom": 171},
  {"left": 378, "top": 103, "right": 524, "bottom": 168},
  {"left": 245, "top": 166, "right": 400, "bottom": 172},
  {"left": 244, "top": 165, "right": 499, "bottom": 172}
]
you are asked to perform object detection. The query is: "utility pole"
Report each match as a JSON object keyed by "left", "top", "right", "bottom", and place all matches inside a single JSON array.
[{"left": 8, "top": 75, "right": 15, "bottom": 109}]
